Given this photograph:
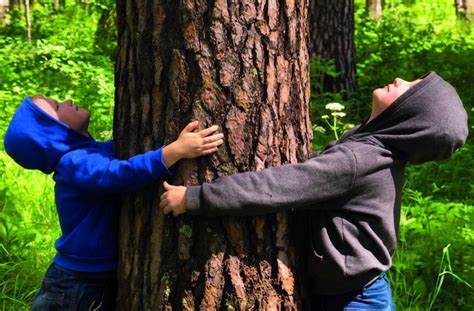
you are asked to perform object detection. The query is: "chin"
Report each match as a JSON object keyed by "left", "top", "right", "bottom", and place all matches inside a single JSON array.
[{"left": 372, "top": 88, "right": 387, "bottom": 101}]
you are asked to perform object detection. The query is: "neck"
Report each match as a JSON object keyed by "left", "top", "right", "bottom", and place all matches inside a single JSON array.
[
  {"left": 367, "top": 109, "right": 381, "bottom": 123},
  {"left": 368, "top": 101, "right": 388, "bottom": 123}
]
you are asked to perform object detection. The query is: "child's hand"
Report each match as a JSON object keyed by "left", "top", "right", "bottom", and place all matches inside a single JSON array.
[
  {"left": 163, "top": 121, "right": 224, "bottom": 167},
  {"left": 176, "top": 121, "right": 224, "bottom": 159},
  {"left": 160, "top": 181, "right": 187, "bottom": 216}
]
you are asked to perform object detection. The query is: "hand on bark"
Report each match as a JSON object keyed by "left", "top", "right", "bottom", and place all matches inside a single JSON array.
[
  {"left": 176, "top": 121, "right": 224, "bottom": 158},
  {"left": 160, "top": 181, "right": 187, "bottom": 216},
  {"left": 163, "top": 121, "right": 224, "bottom": 167}
]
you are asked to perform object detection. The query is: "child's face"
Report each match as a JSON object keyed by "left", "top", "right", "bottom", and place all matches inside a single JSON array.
[
  {"left": 372, "top": 78, "right": 422, "bottom": 107},
  {"left": 31, "top": 95, "right": 90, "bottom": 136}
]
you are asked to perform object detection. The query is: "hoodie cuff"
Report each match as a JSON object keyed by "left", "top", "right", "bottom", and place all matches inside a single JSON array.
[
  {"left": 186, "top": 186, "right": 203, "bottom": 215},
  {"left": 158, "top": 145, "right": 175, "bottom": 176}
]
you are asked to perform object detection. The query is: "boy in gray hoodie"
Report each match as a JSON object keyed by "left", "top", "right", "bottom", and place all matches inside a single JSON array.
[{"left": 159, "top": 72, "right": 468, "bottom": 309}]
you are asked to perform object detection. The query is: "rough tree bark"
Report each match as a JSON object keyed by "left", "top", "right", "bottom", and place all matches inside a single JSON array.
[
  {"left": 366, "top": 0, "right": 382, "bottom": 19},
  {"left": 309, "top": 0, "right": 357, "bottom": 95},
  {"left": 114, "top": 0, "right": 312, "bottom": 310},
  {"left": 455, "top": 0, "right": 474, "bottom": 21}
]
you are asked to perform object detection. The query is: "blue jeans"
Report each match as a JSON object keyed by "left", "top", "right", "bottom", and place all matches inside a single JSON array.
[
  {"left": 311, "top": 273, "right": 396, "bottom": 310},
  {"left": 31, "top": 263, "right": 117, "bottom": 311}
]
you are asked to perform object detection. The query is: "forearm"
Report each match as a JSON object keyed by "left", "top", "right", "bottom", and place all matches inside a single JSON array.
[{"left": 57, "top": 148, "right": 172, "bottom": 193}]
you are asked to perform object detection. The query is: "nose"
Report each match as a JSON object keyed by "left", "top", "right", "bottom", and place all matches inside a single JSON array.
[
  {"left": 393, "top": 78, "right": 407, "bottom": 87},
  {"left": 64, "top": 99, "right": 73, "bottom": 106}
]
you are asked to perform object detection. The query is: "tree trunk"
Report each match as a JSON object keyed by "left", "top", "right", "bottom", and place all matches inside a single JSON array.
[
  {"left": 24, "top": 0, "right": 30, "bottom": 42},
  {"left": 0, "top": 0, "right": 8, "bottom": 24},
  {"left": 455, "top": 0, "right": 474, "bottom": 21},
  {"left": 114, "top": 0, "right": 312, "bottom": 310},
  {"left": 366, "top": 0, "right": 382, "bottom": 19},
  {"left": 309, "top": 0, "right": 357, "bottom": 95}
]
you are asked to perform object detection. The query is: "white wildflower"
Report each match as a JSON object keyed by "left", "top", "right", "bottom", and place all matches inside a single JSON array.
[
  {"left": 325, "top": 102, "right": 345, "bottom": 111},
  {"left": 331, "top": 112, "right": 346, "bottom": 118}
]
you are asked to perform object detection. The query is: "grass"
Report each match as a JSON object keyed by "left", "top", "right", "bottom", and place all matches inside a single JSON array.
[{"left": 0, "top": 151, "right": 59, "bottom": 310}]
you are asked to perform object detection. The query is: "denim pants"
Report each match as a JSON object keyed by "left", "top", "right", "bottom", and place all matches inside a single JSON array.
[
  {"left": 31, "top": 263, "right": 117, "bottom": 311},
  {"left": 311, "top": 273, "right": 396, "bottom": 310}
]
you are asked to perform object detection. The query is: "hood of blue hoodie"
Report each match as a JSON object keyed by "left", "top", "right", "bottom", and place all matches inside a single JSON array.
[
  {"left": 4, "top": 97, "right": 94, "bottom": 174},
  {"left": 349, "top": 71, "right": 468, "bottom": 164}
]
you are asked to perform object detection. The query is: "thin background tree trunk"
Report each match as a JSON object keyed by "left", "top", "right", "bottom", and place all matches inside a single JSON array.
[
  {"left": 366, "top": 0, "right": 382, "bottom": 19},
  {"left": 114, "top": 0, "right": 312, "bottom": 309},
  {"left": 0, "top": 0, "right": 8, "bottom": 24},
  {"left": 24, "top": 0, "right": 30, "bottom": 42},
  {"left": 455, "top": 0, "right": 474, "bottom": 20},
  {"left": 309, "top": 0, "right": 357, "bottom": 95}
]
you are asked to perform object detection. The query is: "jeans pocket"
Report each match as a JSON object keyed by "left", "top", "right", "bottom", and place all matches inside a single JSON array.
[
  {"left": 362, "top": 275, "right": 390, "bottom": 296},
  {"left": 75, "top": 282, "right": 116, "bottom": 311}
]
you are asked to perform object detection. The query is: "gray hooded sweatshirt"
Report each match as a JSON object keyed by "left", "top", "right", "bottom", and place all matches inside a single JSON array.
[{"left": 185, "top": 72, "right": 468, "bottom": 294}]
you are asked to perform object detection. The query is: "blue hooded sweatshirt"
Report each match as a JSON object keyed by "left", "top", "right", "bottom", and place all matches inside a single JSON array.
[{"left": 4, "top": 97, "right": 171, "bottom": 272}]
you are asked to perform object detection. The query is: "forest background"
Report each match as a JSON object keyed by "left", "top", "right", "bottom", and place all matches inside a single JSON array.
[{"left": 0, "top": 0, "right": 472, "bottom": 310}]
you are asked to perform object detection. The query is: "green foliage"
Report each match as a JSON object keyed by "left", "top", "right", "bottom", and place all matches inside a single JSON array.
[
  {"left": 0, "top": 152, "right": 58, "bottom": 311},
  {"left": 390, "top": 190, "right": 473, "bottom": 310},
  {"left": 94, "top": 0, "right": 118, "bottom": 60},
  {"left": 310, "top": 57, "right": 358, "bottom": 150},
  {"left": 354, "top": 0, "right": 474, "bottom": 124},
  {"left": 0, "top": 1, "right": 116, "bottom": 309},
  {"left": 0, "top": 1, "right": 115, "bottom": 143},
  {"left": 405, "top": 145, "right": 474, "bottom": 204}
]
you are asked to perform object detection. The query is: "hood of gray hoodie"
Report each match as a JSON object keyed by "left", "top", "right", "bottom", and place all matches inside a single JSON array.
[{"left": 347, "top": 71, "right": 468, "bottom": 164}]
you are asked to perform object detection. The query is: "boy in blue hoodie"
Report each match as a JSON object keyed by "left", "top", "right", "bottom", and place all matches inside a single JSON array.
[
  {"left": 4, "top": 95, "right": 224, "bottom": 310},
  {"left": 159, "top": 72, "right": 468, "bottom": 310}
]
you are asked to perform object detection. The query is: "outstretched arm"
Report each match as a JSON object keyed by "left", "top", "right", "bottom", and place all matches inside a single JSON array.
[
  {"left": 55, "top": 122, "right": 223, "bottom": 193},
  {"left": 160, "top": 144, "right": 357, "bottom": 217}
]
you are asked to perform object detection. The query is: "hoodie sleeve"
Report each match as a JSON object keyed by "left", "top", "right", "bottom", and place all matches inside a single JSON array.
[
  {"left": 186, "top": 144, "right": 357, "bottom": 216},
  {"left": 54, "top": 147, "right": 172, "bottom": 192}
]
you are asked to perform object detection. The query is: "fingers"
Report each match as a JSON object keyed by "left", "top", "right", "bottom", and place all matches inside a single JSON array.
[
  {"left": 183, "top": 121, "right": 199, "bottom": 133},
  {"left": 159, "top": 193, "right": 167, "bottom": 208},
  {"left": 163, "top": 205, "right": 172, "bottom": 215},
  {"left": 201, "top": 147, "right": 218, "bottom": 155},
  {"left": 160, "top": 183, "right": 185, "bottom": 216},
  {"left": 202, "top": 139, "right": 224, "bottom": 151},
  {"left": 159, "top": 194, "right": 173, "bottom": 215},
  {"left": 202, "top": 133, "right": 224, "bottom": 144},
  {"left": 198, "top": 125, "right": 219, "bottom": 137},
  {"left": 200, "top": 133, "right": 224, "bottom": 155}
]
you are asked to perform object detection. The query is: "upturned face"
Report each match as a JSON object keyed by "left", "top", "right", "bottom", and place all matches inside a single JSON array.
[
  {"left": 372, "top": 78, "right": 422, "bottom": 107},
  {"left": 31, "top": 95, "right": 90, "bottom": 136}
]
